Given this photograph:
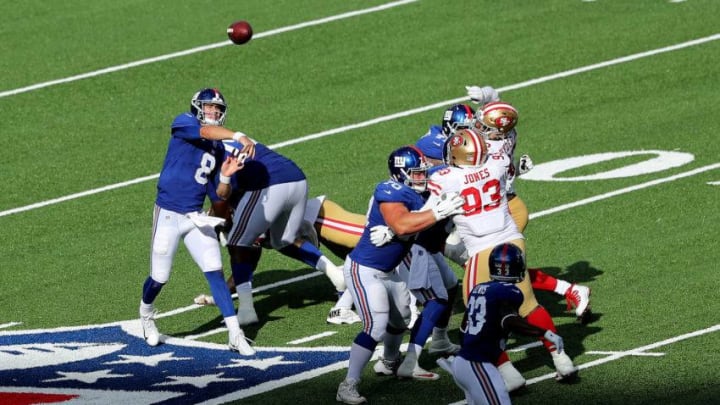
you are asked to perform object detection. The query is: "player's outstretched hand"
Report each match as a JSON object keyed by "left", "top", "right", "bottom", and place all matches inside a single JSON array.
[
  {"left": 431, "top": 192, "right": 466, "bottom": 221},
  {"left": 369, "top": 225, "right": 395, "bottom": 246}
]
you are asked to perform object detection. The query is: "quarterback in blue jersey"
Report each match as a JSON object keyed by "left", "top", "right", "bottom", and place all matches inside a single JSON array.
[
  {"left": 443, "top": 243, "right": 566, "bottom": 404},
  {"left": 336, "top": 145, "right": 466, "bottom": 405},
  {"left": 139, "top": 88, "right": 256, "bottom": 356},
  {"left": 216, "top": 141, "right": 347, "bottom": 327}
]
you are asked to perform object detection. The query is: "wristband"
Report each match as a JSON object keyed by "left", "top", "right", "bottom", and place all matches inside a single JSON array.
[
  {"left": 219, "top": 174, "right": 231, "bottom": 184},
  {"left": 232, "top": 132, "right": 246, "bottom": 142}
]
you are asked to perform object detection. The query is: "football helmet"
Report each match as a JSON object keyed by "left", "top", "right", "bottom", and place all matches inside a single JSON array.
[
  {"left": 474, "top": 101, "right": 518, "bottom": 139},
  {"left": 488, "top": 243, "right": 526, "bottom": 283},
  {"left": 388, "top": 145, "right": 430, "bottom": 193},
  {"left": 443, "top": 128, "right": 488, "bottom": 168},
  {"left": 190, "top": 88, "right": 227, "bottom": 126},
  {"left": 441, "top": 104, "right": 475, "bottom": 136}
]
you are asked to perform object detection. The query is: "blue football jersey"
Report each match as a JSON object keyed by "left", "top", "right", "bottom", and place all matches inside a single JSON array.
[
  {"left": 155, "top": 112, "right": 225, "bottom": 213},
  {"left": 414, "top": 125, "right": 446, "bottom": 160},
  {"left": 221, "top": 141, "right": 305, "bottom": 191},
  {"left": 349, "top": 180, "right": 427, "bottom": 271},
  {"left": 459, "top": 281, "right": 524, "bottom": 363}
]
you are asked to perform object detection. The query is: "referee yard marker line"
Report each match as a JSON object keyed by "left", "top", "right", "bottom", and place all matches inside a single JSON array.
[
  {"left": 1, "top": 33, "right": 718, "bottom": 219},
  {"left": 0, "top": 0, "right": 418, "bottom": 99}
]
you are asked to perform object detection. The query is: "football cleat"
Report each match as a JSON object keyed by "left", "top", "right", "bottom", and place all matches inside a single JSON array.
[
  {"left": 373, "top": 356, "right": 402, "bottom": 376},
  {"left": 565, "top": 284, "right": 592, "bottom": 321},
  {"left": 396, "top": 352, "right": 440, "bottom": 381},
  {"left": 551, "top": 351, "right": 579, "bottom": 382},
  {"left": 193, "top": 294, "right": 216, "bottom": 306},
  {"left": 497, "top": 361, "right": 526, "bottom": 392},
  {"left": 228, "top": 331, "right": 256, "bottom": 356},
  {"left": 140, "top": 309, "right": 161, "bottom": 347},
  {"left": 326, "top": 308, "right": 361, "bottom": 325},
  {"left": 336, "top": 378, "right": 367, "bottom": 404}
]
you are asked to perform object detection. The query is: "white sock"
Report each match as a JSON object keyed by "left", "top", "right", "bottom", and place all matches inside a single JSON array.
[
  {"left": 225, "top": 315, "right": 241, "bottom": 338},
  {"left": 139, "top": 300, "right": 154, "bottom": 315},
  {"left": 315, "top": 255, "right": 334, "bottom": 273},
  {"left": 432, "top": 327, "right": 449, "bottom": 341},
  {"left": 335, "top": 289, "right": 354, "bottom": 310}
]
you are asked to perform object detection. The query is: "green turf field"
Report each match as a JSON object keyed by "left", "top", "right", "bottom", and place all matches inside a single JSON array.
[{"left": 1, "top": 0, "right": 719, "bottom": 404}]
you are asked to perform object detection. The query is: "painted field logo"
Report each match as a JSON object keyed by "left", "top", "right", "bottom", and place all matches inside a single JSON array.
[{"left": 0, "top": 323, "right": 349, "bottom": 404}]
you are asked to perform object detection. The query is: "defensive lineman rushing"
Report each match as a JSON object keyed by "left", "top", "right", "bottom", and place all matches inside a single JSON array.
[
  {"left": 336, "top": 146, "right": 466, "bottom": 404},
  {"left": 139, "top": 88, "right": 256, "bottom": 356},
  {"left": 427, "top": 127, "right": 579, "bottom": 382},
  {"left": 464, "top": 86, "right": 592, "bottom": 324}
]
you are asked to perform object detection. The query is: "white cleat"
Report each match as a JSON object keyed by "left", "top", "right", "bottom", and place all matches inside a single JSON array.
[
  {"left": 498, "top": 361, "right": 526, "bottom": 392},
  {"left": 336, "top": 378, "right": 367, "bottom": 404},
  {"left": 373, "top": 356, "right": 402, "bottom": 376},
  {"left": 229, "top": 331, "right": 256, "bottom": 356},
  {"left": 326, "top": 308, "right": 361, "bottom": 325},
  {"left": 140, "top": 309, "right": 161, "bottom": 347},
  {"left": 193, "top": 294, "right": 216, "bottom": 306},
  {"left": 552, "top": 351, "right": 579, "bottom": 382},
  {"left": 565, "top": 284, "right": 592, "bottom": 322},
  {"left": 397, "top": 352, "right": 440, "bottom": 381}
]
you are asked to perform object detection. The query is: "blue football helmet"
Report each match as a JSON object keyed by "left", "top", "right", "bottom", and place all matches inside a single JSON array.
[
  {"left": 190, "top": 88, "right": 227, "bottom": 126},
  {"left": 388, "top": 145, "right": 429, "bottom": 193},
  {"left": 488, "top": 243, "right": 526, "bottom": 283},
  {"left": 441, "top": 104, "right": 475, "bottom": 136}
]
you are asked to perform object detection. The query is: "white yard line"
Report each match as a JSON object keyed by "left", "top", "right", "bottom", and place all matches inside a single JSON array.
[
  {"left": 287, "top": 332, "right": 337, "bottom": 345},
  {"left": 1, "top": 33, "right": 718, "bottom": 219},
  {"left": 0, "top": 0, "right": 418, "bottom": 99}
]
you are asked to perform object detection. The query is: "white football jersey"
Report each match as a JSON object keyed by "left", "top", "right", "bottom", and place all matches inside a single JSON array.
[
  {"left": 427, "top": 153, "right": 523, "bottom": 257},
  {"left": 485, "top": 129, "right": 519, "bottom": 194}
]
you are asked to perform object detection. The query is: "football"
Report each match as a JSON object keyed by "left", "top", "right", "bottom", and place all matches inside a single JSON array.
[{"left": 227, "top": 20, "right": 253, "bottom": 45}]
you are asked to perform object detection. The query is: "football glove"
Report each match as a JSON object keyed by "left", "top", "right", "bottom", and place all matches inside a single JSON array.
[
  {"left": 543, "top": 330, "right": 564, "bottom": 354},
  {"left": 465, "top": 85, "right": 499, "bottom": 105},
  {"left": 518, "top": 154, "right": 534, "bottom": 175},
  {"left": 431, "top": 192, "right": 466, "bottom": 221},
  {"left": 369, "top": 225, "right": 395, "bottom": 247}
]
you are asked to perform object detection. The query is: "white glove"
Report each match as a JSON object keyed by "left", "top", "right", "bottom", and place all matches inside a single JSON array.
[
  {"left": 465, "top": 85, "right": 499, "bottom": 105},
  {"left": 543, "top": 330, "right": 564, "bottom": 354},
  {"left": 369, "top": 225, "right": 395, "bottom": 246},
  {"left": 518, "top": 154, "right": 534, "bottom": 175},
  {"left": 431, "top": 192, "right": 466, "bottom": 221}
]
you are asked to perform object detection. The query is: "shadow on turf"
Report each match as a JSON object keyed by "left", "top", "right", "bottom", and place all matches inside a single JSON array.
[{"left": 176, "top": 267, "right": 339, "bottom": 340}]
